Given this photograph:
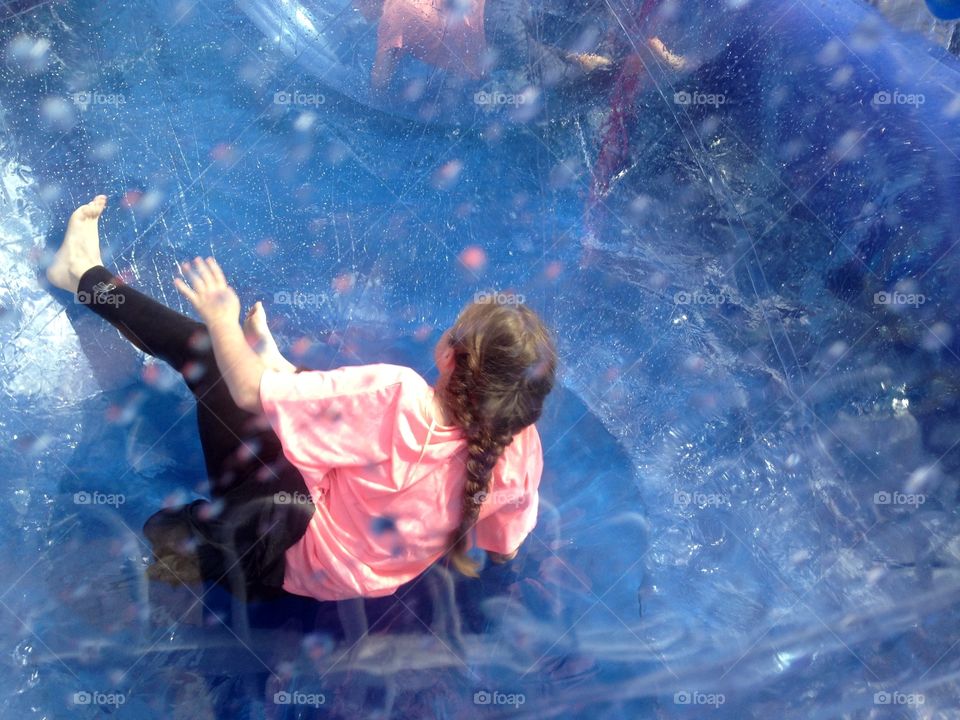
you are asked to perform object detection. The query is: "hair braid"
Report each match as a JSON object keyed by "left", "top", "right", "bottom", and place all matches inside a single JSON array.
[
  {"left": 452, "top": 423, "right": 515, "bottom": 577},
  {"left": 438, "top": 298, "right": 557, "bottom": 577}
]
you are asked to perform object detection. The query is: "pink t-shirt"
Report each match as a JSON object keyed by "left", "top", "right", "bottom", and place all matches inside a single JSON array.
[
  {"left": 259, "top": 363, "right": 543, "bottom": 601},
  {"left": 357, "top": 0, "right": 487, "bottom": 78}
]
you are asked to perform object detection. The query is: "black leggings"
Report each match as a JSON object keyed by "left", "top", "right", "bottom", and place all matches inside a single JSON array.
[{"left": 77, "top": 266, "right": 314, "bottom": 596}]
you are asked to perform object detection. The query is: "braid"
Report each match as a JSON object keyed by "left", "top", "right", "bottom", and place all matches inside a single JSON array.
[
  {"left": 451, "top": 422, "right": 515, "bottom": 577},
  {"left": 438, "top": 299, "right": 557, "bottom": 577}
]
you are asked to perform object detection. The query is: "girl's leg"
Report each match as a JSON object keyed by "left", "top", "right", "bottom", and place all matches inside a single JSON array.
[
  {"left": 48, "top": 196, "right": 291, "bottom": 494},
  {"left": 484, "top": 0, "right": 610, "bottom": 88},
  {"left": 77, "top": 265, "right": 215, "bottom": 390},
  {"left": 76, "top": 266, "right": 285, "bottom": 494},
  {"left": 52, "top": 197, "right": 311, "bottom": 595}
]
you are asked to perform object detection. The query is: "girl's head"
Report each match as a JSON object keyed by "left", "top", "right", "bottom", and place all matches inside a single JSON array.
[{"left": 434, "top": 296, "right": 557, "bottom": 576}]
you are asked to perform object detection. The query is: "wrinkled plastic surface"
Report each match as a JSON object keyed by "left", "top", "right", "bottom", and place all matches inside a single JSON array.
[{"left": 1, "top": 0, "right": 959, "bottom": 717}]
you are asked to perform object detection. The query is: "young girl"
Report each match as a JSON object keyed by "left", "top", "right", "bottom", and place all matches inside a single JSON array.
[
  {"left": 358, "top": 0, "right": 615, "bottom": 91},
  {"left": 45, "top": 196, "right": 557, "bottom": 602},
  {"left": 358, "top": 0, "right": 684, "bottom": 94}
]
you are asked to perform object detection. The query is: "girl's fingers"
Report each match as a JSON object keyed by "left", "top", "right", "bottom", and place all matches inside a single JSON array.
[
  {"left": 178, "top": 262, "right": 194, "bottom": 290},
  {"left": 177, "top": 257, "right": 230, "bottom": 304},
  {"left": 206, "top": 257, "right": 226, "bottom": 285},
  {"left": 192, "top": 256, "right": 214, "bottom": 289},
  {"left": 173, "top": 277, "right": 198, "bottom": 304},
  {"left": 181, "top": 261, "right": 205, "bottom": 293}
]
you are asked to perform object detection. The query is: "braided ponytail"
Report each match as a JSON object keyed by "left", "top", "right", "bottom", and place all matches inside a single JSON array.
[{"left": 436, "top": 296, "right": 557, "bottom": 577}]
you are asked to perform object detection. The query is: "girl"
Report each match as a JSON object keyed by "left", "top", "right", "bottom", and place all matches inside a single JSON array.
[
  {"left": 45, "top": 195, "right": 557, "bottom": 602},
  {"left": 358, "top": 0, "right": 684, "bottom": 94},
  {"left": 358, "top": 0, "right": 615, "bottom": 91}
]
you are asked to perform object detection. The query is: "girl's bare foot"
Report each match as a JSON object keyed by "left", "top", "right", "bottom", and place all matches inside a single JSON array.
[
  {"left": 567, "top": 52, "right": 613, "bottom": 73},
  {"left": 46, "top": 195, "right": 107, "bottom": 294},
  {"left": 244, "top": 301, "right": 297, "bottom": 372},
  {"left": 648, "top": 37, "right": 686, "bottom": 72}
]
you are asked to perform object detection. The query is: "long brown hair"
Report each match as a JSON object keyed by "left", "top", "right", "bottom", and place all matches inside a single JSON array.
[{"left": 436, "top": 296, "right": 557, "bottom": 576}]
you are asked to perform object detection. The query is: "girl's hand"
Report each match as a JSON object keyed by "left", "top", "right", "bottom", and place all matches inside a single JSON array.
[{"left": 174, "top": 257, "right": 240, "bottom": 328}]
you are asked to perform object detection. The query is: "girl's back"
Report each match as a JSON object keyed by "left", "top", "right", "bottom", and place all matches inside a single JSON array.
[{"left": 261, "top": 363, "right": 543, "bottom": 600}]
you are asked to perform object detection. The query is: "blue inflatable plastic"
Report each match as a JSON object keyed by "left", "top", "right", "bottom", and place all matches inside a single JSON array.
[{"left": 1, "top": 0, "right": 959, "bottom": 718}]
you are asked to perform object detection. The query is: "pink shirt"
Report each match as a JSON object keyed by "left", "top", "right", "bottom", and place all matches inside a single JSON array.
[
  {"left": 357, "top": 0, "right": 487, "bottom": 78},
  {"left": 259, "top": 363, "right": 543, "bottom": 601}
]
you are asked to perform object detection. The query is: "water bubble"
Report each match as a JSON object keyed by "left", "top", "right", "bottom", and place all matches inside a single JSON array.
[
  {"left": 549, "top": 158, "right": 579, "bottom": 189},
  {"left": 209, "top": 143, "right": 236, "bottom": 164},
  {"left": 544, "top": 261, "right": 563, "bottom": 280},
  {"left": 826, "top": 340, "right": 848, "bottom": 359},
  {"left": 829, "top": 65, "right": 854, "bottom": 87},
  {"left": 817, "top": 38, "right": 844, "bottom": 65},
  {"left": 945, "top": 95, "right": 960, "bottom": 118},
  {"left": 331, "top": 273, "right": 355, "bottom": 294},
  {"left": 629, "top": 194, "right": 653, "bottom": 217},
  {"left": 325, "top": 139, "right": 349, "bottom": 165},
  {"left": 7, "top": 34, "right": 51, "bottom": 74},
  {"left": 922, "top": 322, "right": 952, "bottom": 352},
  {"left": 39, "top": 96, "right": 76, "bottom": 132},
  {"left": 403, "top": 78, "right": 426, "bottom": 102},
  {"left": 371, "top": 516, "right": 397, "bottom": 535},
  {"left": 850, "top": 15, "right": 883, "bottom": 53},
  {"left": 459, "top": 245, "right": 487, "bottom": 271},
  {"left": 683, "top": 355, "right": 706, "bottom": 373},
  {"left": 294, "top": 111, "right": 317, "bottom": 131},
  {"left": 831, "top": 129, "right": 865, "bottom": 161},
  {"left": 13, "top": 640, "right": 34, "bottom": 666},
  {"left": 91, "top": 140, "right": 119, "bottom": 161},
  {"left": 432, "top": 159, "right": 463, "bottom": 190}
]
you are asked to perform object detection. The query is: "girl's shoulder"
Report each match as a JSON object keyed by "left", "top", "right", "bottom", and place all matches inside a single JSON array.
[
  {"left": 373, "top": 363, "right": 429, "bottom": 391},
  {"left": 493, "top": 423, "right": 543, "bottom": 486},
  {"left": 338, "top": 362, "right": 425, "bottom": 388}
]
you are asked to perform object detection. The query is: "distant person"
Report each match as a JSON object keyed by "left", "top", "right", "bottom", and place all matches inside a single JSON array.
[
  {"left": 45, "top": 195, "right": 557, "bottom": 600},
  {"left": 356, "top": 0, "right": 615, "bottom": 91}
]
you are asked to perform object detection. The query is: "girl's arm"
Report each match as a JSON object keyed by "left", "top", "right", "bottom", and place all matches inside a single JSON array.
[
  {"left": 174, "top": 257, "right": 266, "bottom": 414},
  {"left": 272, "top": 355, "right": 299, "bottom": 373},
  {"left": 207, "top": 318, "right": 266, "bottom": 413}
]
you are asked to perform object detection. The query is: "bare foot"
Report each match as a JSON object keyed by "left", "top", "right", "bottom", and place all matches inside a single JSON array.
[
  {"left": 567, "top": 52, "right": 614, "bottom": 73},
  {"left": 244, "top": 301, "right": 297, "bottom": 372},
  {"left": 46, "top": 195, "right": 107, "bottom": 294},
  {"left": 648, "top": 37, "right": 686, "bottom": 72}
]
